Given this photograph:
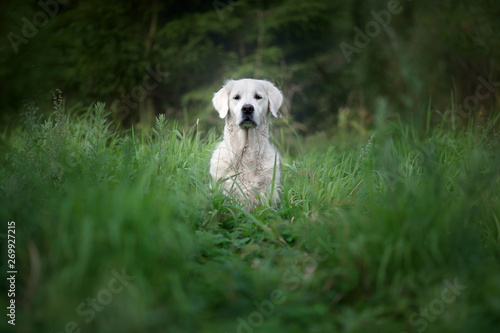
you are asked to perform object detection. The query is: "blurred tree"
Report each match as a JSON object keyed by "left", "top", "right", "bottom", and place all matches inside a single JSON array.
[{"left": 0, "top": 0, "right": 498, "bottom": 130}]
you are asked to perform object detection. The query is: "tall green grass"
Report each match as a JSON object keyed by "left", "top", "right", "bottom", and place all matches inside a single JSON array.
[{"left": 0, "top": 101, "right": 499, "bottom": 333}]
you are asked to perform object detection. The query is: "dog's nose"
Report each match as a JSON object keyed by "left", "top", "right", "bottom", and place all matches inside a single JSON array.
[{"left": 242, "top": 104, "right": 254, "bottom": 115}]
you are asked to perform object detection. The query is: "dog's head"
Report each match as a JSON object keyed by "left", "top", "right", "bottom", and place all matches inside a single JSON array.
[{"left": 212, "top": 79, "right": 283, "bottom": 129}]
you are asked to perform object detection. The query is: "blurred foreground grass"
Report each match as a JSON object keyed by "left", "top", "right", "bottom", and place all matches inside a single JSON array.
[{"left": 1, "top": 101, "right": 499, "bottom": 333}]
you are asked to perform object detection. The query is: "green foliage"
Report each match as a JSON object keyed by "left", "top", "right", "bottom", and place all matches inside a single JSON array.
[
  {"left": 1, "top": 98, "right": 499, "bottom": 332},
  {"left": 2, "top": 0, "right": 497, "bottom": 130}
]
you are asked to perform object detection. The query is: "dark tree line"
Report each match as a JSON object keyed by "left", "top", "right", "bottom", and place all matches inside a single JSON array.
[{"left": 1, "top": 0, "right": 498, "bottom": 131}]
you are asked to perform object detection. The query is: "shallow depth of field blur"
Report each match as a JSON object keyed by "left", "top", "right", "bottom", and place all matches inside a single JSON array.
[{"left": 0, "top": 1, "right": 499, "bottom": 332}]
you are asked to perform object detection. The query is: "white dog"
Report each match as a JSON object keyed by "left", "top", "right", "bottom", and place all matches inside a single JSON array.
[{"left": 209, "top": 79, "right": 283, "bottom": 210}]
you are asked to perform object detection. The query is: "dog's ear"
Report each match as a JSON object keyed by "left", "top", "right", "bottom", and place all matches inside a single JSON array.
[
  {"left": 212, "top": 80, "right": 234, "bottom": 118},
  {"left": 264, "top": 81, "right": 283, "bottom": 118}
]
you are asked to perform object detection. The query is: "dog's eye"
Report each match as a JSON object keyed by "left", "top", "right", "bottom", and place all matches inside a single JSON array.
[
  {"left": 254, "top": 94, "right": 262, "bottom": 100},
  {"left": 233, "top": 95, "right": 240, "bottom": 100}
]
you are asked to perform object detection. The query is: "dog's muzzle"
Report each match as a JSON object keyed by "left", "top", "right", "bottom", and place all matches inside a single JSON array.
[{"left": 239, "top": 104, "right": 257, "bottom": 129}]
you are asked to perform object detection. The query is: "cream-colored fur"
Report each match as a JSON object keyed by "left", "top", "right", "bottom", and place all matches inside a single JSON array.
[{"left": 209, "top": 79, "right": 283, "bottom": 210}]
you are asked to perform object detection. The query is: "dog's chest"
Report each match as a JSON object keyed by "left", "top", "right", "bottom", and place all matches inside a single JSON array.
[
  {"left": 210, "top": 128, "right": 279, "bottom": 195},
  {"left": 235, "top": 145, "right": 262, "bottom": 173},
  {"left": 235, "top": 144, "right": 278, "bottom": 189}
]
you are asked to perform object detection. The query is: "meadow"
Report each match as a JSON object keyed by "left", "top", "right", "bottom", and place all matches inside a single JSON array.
[{"left": 1, "top": 99, "right": 499, "bottom": 333}]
